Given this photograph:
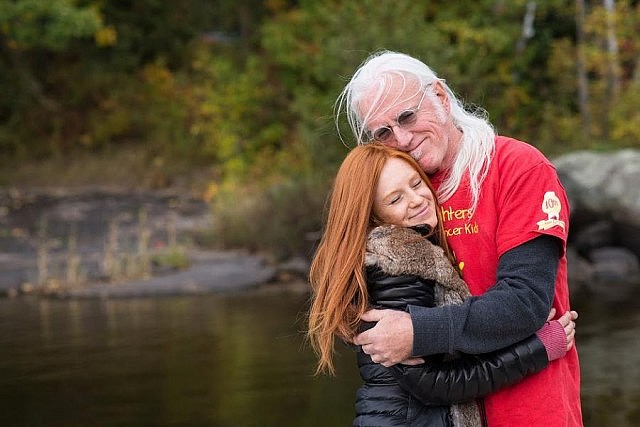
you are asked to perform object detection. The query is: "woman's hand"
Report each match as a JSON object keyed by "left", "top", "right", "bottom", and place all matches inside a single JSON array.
[
  {"left": 556, "top": 310, "right": 578, "bottom": 351},
  {"left": 550, "top": 308, "right": 578, "bottom": 351}
]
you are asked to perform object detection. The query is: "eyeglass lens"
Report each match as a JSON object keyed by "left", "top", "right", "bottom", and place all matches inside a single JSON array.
[{"left": 372, "top": 109, "right": 418, "bottom": 142}]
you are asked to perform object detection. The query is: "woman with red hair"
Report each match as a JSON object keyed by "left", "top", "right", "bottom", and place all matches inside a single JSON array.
[{"left": 308, "top": 143, "right": 576, "bottom": 426}]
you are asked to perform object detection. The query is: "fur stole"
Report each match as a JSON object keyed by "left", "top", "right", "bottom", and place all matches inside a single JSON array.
[
  {"left": 365, "top": 224, "right": 470, "bottom": 305},
  {"left": 365, "top": 224, "right": 481, "bottom": 427}
]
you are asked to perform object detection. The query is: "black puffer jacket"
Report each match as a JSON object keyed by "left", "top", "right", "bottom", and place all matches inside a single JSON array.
[{"left": 353, "top": 227, "right": 550, "bottom": 427}]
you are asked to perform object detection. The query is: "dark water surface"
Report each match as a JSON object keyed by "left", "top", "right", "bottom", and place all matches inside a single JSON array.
[{"left": 0, "top": 288, "right": 638, "bottom": 426}]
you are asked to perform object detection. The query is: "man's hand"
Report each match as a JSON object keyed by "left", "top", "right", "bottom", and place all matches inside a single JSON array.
[
  {"left": 557, "top": 310, "right": 578, "bottom": 351},
  {"left": 353, "top": 309, "right": 414, "bottom": 367}
]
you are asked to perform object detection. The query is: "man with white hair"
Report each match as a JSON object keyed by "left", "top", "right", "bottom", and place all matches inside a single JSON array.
[{"left": 337, "top": 50, "right": 582, "bottom": 426}]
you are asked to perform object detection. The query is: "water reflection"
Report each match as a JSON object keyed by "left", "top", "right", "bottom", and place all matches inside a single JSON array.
[
  {"left": 572, "top": 292, "right": 640, "bottom": 426},
  {"left": 0, "top": 292, "right": 359, "bottom": 426},
  {"left": 0, "top": 288, "right": 638, "bottom": 426}
]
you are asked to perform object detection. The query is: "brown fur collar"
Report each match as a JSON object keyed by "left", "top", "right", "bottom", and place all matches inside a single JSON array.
[{"left": 365, "top": 224, "right": 470, "bottom": 306}]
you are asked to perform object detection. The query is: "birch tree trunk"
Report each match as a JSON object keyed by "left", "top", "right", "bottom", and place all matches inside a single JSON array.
[
  {"left": 576, "top": 0, "right": 590, "bottom": 137},
  {"left": 602, "top": 0, "right": 621, "bottom": 139},
  {"left": 604, "top": 0, "right": 621, "bottom": 96},
  {"left": 516, "top": 1, "right": 537, "bottom": 54}
]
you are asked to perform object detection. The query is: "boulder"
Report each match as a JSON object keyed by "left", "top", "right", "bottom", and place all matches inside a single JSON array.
[
  {"left": 588, "top": 246, "right": 640, "bottom": 283},
  {"left": 554, "top": 149, "right": 640, "bottom": 228},
  {"left": 554, "top": 149, "right": 640, "bottom": 297}
]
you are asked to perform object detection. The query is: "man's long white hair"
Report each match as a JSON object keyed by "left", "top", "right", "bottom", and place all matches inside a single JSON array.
[{"left": 335, "top": 50, "right": 495, "bottom": 212}]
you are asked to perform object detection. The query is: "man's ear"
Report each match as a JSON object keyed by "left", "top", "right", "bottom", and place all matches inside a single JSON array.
[{"left": 432, "top": 81, "right": 450, "bottom": 113}]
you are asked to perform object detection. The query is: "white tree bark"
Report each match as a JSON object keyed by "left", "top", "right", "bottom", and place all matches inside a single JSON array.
[
  {"left": 604, "top": 0, "right": 621, "bottom": 96},
  {"left": 516, "top": 1, "right": 537, "bottom": 54},
  {"left": 576, "top": 0, "right": 590, "bottom": 135}
]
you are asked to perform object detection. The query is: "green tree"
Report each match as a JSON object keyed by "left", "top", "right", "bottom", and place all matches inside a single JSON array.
[
  {"left": 0, "top": 0, "right": 103, "bottom": 108},
  {"left": 0, "top": 0, "right": 106, "bottom": 157}
]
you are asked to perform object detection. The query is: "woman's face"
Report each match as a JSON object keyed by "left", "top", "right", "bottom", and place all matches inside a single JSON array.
[{"left": 373, "top": 157, "right": 438, "bottom": 228}]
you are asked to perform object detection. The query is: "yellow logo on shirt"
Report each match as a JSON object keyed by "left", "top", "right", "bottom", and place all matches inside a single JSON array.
[{"left": 537, "top": 191, "right": 566, "bottom": 231}]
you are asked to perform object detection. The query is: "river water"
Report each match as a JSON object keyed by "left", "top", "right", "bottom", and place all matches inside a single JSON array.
[{"left": 0, "top": 286, "right": 638, "bottom": 426}]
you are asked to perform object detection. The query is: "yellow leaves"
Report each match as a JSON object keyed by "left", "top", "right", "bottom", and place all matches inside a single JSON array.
[
  {"left": 141, "top": 62, "right": 175, "bottom": 96},
  {"left": 5, "top": 38, "right": 19, "bottom": 50},
  {"left": 610, "top": 84, "right": 640, "bottom": 142},
  {"left": 95, "top": 25, "right": 117, "bottom": 47},
  {"left": 611, "top": 117, "right": 640, "bottom": 141},
  {"left": 202, "top": 183, "right": 219, "bottom": 203}
]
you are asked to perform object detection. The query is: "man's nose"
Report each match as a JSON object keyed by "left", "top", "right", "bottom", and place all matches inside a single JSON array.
[{"left": 388, "top": 125, "right": 413, "bottom": 149}]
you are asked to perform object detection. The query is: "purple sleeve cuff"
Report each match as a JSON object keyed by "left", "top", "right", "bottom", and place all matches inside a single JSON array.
[{"left": 535, "top": 320, "right": 567, "bottom": 361}]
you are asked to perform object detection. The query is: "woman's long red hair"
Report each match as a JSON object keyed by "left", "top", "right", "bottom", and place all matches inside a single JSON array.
[{"left": 308, "top": 143, "right": 453, "bottom": 375}]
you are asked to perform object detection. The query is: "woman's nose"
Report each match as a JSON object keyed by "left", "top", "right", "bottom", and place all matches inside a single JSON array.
[{"left": 408, "top": 191, "right": 423, "bottom": 207}]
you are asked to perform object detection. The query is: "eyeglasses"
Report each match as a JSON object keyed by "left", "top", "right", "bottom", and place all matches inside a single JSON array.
[{"left": 367, "top": 90, "right": 428, "bottom": 143}]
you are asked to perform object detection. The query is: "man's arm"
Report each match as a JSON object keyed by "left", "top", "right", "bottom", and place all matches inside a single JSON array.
[{"left": 354, "top": 235, "right": 560, "bottom": 366}]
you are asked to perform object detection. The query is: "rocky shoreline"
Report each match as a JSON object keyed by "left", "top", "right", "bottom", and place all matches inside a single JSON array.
[
  {"left": 0, "top": 149, "right": 638, "bottom": 300},
  {"left": 0, "top": 187, "right": 308, "bottom": 298},
  {"left": 557, "top": 149, "right": 640, "bottom": 297}
]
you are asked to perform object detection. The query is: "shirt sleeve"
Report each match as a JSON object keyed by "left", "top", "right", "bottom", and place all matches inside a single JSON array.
[
  {"left": 409, "top": 234, "right": 561, "bottom": 356},
  {"left": 495, "top": 157, "right": 570, "bottom": 257}
]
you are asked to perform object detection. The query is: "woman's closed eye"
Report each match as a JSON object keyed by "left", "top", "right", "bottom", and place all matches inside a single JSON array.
[{"left": 388, "top": 194, "right": 401, "bottom": 205}]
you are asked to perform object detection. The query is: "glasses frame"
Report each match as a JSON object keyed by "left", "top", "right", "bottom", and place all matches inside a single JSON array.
[{"left": 366, "top": 88, "right": 429, "bottom": 143}]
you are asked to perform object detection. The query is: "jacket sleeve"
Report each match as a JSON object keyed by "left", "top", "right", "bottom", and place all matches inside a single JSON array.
[
  {"left": 365, "top": 265, "right": 436, "bottom": 310},
  {"left": 365, "top": 265, "right": 550, "bottom": 404},
  {"left": 390, "top": 335, "right": 549, "bottom": 405}
]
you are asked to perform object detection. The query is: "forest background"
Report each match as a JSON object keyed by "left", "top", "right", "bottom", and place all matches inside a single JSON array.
[{"left": 1, "top": 0, "right": 639, "bottom": 261}]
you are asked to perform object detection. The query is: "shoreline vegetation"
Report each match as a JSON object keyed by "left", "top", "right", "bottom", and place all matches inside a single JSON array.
[
  {"left": 0, "top": 176, "right": 311, "bottom": 299},
  {"left": 30, "top": 204, "right": 187, "bottom": 296}
]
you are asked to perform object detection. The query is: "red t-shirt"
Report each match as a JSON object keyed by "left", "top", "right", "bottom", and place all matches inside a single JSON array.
[{"left": 432, "top": 136, "right": 582, "bottom": 426}]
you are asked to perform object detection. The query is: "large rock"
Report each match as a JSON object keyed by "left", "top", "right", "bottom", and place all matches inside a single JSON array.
[
  {"left": 553, "top": 149, "right": 640, "bottom": 295},
  {"left": 554, "top": 149, "right": 640, "bottom": 227}
]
